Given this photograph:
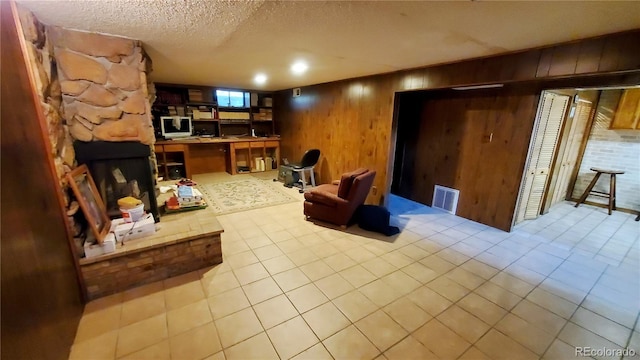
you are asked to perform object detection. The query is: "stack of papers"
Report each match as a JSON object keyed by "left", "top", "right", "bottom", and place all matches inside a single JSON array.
[{"left": 176, "top": 186, "right": 204, "bottom": 207}]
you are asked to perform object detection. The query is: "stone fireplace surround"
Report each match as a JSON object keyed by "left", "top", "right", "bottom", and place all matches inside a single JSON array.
[
  {"left": 17, "top": 7, "right": 156, "bottom": 180},
  {"left": 49, "top": 26, "right": 155, "bottom": 146},
  {"left": 17, "top": 6, "right": 223, "bottom": 300}
]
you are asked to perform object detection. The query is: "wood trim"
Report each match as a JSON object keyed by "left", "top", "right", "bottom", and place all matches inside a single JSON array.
[
  {"left": 10, "top": 0, "right": 86, "bottom": 298},
  {"left": 1, "top": 1, "right": 84, "bottom": 357},
  {"left": 384, "top": 91, "right": 403, "bottom": 207},
  {"left": 575, "top": 38, "right": 605, "bottom": 74},
  {"left": 566, "top": 90, "right": 601, "bottom": 199}
]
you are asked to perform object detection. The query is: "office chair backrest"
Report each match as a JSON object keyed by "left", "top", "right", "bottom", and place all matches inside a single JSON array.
[{"left": 300, "top": 149, "right": 321, "bottom": 168}]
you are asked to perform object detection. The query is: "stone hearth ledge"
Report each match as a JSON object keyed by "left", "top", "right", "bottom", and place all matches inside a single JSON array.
[
  {"left": 79, "top": 209, "right": 223, "bottom": 265},
  {"left": 79, "top": 209, "right": 224, "bottom": 300}
]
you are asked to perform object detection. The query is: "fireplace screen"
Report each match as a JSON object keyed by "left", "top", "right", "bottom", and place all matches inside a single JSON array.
[{"left": 74, "top": 141, "right": 160, "bottom": 222}]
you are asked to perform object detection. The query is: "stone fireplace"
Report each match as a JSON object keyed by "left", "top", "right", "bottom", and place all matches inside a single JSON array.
[
  {"left": 74, "top": 141, "right": 160, "bottom": 222},
  {"left": 16, "top": 6, "right": 224, "bottom": 300},
  {"left": 16, "top": 5, "right": 160, "bottom": 248},
  {"left": 48, "top": 25, "right": 160, "bottom": 235},
  {"left": 48, "top": 26, "right": 155, "bottom": 146}
]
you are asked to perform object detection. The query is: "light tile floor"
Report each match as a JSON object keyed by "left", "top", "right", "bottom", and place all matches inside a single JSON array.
[{"left": 70, "top": 172, "right": 640, "bottom": 360}]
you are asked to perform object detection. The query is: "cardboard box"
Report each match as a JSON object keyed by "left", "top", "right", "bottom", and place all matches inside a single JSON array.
[
  {"left": 112, "top": 213, "right": 156, "bottom": 242},
  {"left": 84, "top": 233, "right": 116, "bottom": 258}
]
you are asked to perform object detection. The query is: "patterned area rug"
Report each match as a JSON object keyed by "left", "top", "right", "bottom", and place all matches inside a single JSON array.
[{"left": 200, "top": 178, "right": 298, "bottom": 215}]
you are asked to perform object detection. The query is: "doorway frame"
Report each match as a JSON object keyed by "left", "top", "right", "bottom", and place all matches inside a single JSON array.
[{"left": 384, "top": 73, "right": 640, "bottom": 232}]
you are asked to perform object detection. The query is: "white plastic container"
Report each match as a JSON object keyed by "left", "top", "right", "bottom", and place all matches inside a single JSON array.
[{"left": 120, "top": 203, "right": 144, "bottom": 223}]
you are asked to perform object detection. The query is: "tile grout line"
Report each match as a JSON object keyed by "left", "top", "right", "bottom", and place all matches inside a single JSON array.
[
  {"left": 78, "top": 192, "right": 638, "bottom": 360},
  {"left": 538, "top": 258, "right": 610, "bottom": 359}
]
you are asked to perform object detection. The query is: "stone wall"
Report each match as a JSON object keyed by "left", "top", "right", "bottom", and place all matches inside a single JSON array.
[
  {"left": 572, "top": 90, "right": 640, "bottom": 212},
  {"left": 16, "top": 6, "right": 87, "bottom": 243},
  {"left": 16, "top": 6, "right": 73, "bottom": 184},
  {"left": 48, "top": 27, "right": 155, "bottom": 145}
]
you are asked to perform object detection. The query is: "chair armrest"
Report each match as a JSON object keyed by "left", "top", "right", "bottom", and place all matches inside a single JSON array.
[
  {"left": 331, "top": 180, "right": 341, "bottom": 185},
  {"left": 304, "top": 190, "right": 349, "bottom": 207}
]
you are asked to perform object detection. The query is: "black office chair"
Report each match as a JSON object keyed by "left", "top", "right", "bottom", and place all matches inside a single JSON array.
[{"left": 281, "top": 149, "right": 321, "bottom": 193}]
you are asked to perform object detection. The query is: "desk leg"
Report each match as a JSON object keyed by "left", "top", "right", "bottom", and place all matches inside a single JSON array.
[{"left": 575, "top": 172, "right": 602, "bottom": 208}]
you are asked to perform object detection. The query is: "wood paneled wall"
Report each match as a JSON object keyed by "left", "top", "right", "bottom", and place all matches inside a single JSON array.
[
  {"left": 1, "top": 2, "right": 83, "bottom": 358},
  {"left": 275, "top": 30, "right": 640, "bottom": 230},
  {"left": 276, "top": 74, "right": 396, "bottom": 191},
  {"left": 398, "top": 87, "right": 540, "bottom": 231}
]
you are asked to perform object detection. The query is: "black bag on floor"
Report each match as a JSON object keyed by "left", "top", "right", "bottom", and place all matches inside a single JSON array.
[{"left": 356, "top": 205, "right": 400, "bottom": 236}]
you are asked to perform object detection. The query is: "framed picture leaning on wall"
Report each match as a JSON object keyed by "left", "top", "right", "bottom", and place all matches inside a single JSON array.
[{"left": 66, "top": 164, "right": 110, "bottom": 244}]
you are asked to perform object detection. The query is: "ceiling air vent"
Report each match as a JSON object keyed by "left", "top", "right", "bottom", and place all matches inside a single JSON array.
[{"left": 432, "top": 185, "right": 459, "bottom": 214}]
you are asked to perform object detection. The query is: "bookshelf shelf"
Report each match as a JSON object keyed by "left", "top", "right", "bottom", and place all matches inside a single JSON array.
[{"left": 153, "top": 84, "right": 276, "bottom": 139}]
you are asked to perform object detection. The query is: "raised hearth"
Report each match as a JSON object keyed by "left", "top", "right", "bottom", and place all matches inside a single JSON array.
[{"left": 79, "top": 209, "right": 223, "bottom": 300}]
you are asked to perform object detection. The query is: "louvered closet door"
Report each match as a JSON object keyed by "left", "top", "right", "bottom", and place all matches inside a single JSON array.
[
  {"left": 549, "top": 99, "right": 593, "bottom": 207},
  {"left": 515, "top": 92, "right": 570, "bottom": 223}
]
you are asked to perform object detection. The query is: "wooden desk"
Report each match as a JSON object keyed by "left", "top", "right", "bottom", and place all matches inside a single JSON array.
[{"left": 155, "top": 137, "right": 280, "bottom": 178}]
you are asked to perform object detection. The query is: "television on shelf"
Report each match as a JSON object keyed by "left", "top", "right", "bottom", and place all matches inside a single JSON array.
[{"left": 160, "top": 116, "right": 192, "bottom": 139}]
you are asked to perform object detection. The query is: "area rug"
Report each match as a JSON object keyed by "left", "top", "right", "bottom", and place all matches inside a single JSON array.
[{"left": 200, "top": 178, "right": 298, "bottom": 215}]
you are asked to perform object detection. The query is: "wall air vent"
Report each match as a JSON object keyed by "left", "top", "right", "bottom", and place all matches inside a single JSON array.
[{"left": 432, "top": 185, "right": 460, "bottom": 214}]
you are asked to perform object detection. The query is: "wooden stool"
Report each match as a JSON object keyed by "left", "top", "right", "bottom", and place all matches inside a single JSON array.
[{"left": 574, "top": 167, "right": 624, "bottom": 215}]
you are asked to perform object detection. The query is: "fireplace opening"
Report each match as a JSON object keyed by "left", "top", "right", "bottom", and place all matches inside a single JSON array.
[{"left": 74, "top": 141, "right": 160, "bottom": 222}]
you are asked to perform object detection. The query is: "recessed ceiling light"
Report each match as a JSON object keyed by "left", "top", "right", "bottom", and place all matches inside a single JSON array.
[
  {"left": 254, "top": 73, "right": 267, "bottom": 85},
  {"left": 291, "top": 61, "right": 308, "bottom": 75}
]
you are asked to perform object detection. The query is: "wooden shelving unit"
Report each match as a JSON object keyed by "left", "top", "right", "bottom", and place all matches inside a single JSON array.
[
  {"left": 152, "top": 84, "right": 276, "bottom": 139},
  {"left": 229, "top": 140, "right": 280, "bottom": 175},
  {"left": 154, "top": 143, "right": 191, "bottom": 180}
]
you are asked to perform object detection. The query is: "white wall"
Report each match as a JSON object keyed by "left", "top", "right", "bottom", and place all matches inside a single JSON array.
[{"left": 572, "top": 90, "right": 640, "bottom": 212}]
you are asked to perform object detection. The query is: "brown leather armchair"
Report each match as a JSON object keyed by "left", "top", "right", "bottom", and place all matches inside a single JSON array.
[{"left": 303, "top": 168, "right": 376, "bottom": 226}]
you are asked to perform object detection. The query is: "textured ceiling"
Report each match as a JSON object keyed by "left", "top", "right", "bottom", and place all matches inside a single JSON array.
[{"left": 17, "top": 0, "right": 640, "bottom": 91}]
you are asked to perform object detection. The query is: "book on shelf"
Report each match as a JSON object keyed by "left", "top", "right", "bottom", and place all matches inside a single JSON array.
[
  {"left": 193, "top": 109, "right": 214, "bottom": 120},
  {"left": 188, "top": 89, "right": 203, "bottom": 102},
  {"left": 219, "top": 111, "right": 250, "bottom": 120}
]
